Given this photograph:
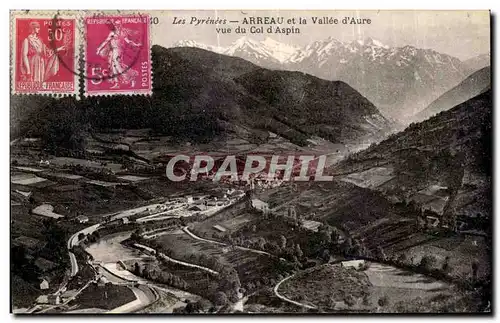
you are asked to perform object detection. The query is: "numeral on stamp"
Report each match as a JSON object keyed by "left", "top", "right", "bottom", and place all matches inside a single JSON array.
[
  {"left": 12, "top": 15, "right": 79, "bottom": 96},
  {"left": 84, "top": 15, "right": 152, "bottom": 96}
]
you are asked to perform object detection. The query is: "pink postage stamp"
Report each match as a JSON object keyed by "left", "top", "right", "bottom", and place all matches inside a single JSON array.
[
  {"left": 84, "top": 14, "right": 152, "bottom": 96},
  {"left": 11, "top": 14, "right": 79, "bottom": 96}
]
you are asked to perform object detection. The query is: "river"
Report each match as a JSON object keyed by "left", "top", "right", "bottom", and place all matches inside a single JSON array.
[
  {"left": 85, "top": 231, "right": 148, "bottom": 263},
  {"left": 85, "top": 231, "right": 203, "bottom": 312}
]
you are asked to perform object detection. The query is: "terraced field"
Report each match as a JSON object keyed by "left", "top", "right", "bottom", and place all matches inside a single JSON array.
[{"left": 150, "top": 231, "right": 284, "bottom": 286}]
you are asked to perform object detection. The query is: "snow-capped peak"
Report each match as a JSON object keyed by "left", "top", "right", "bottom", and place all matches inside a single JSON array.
[
  {"left": 171, "top": 36, "right": 456, "bottom": 70},
  {"left": 259, "top": 37, "right": 299, "bottom": 63},
  {"left": 172, "top": 37, "right": 299, "bottom": 64},
  {"left": 172, "top": 40, "right": 225, "bottom": 54},
  {"left": 353, "top": 37, "right": 389, "bottom": 49},
  {"left": 225, "top": 37, "right": 263, "bottom": 54},
  {"left": 224, "top": 37, "right": 299, "bottom": 63}
]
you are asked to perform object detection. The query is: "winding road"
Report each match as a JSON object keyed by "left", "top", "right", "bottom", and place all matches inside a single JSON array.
[
  {"left": 62, "top": 205, "right": 313, "bottom": 312},
  {"left": 273, "top": 274, "right": 316, "bottom": 310},
  {"left": 181, "top": 226, "right": 314, "bottom": 310},
  {"left": 182, "top": 226, "right": 278, "bottom": 258},
  {"left": 133, "top": 243, "right": 219, "bottom": 275},
  {"left": 67, "top": 223, "right": 100, "bottom": 276}
]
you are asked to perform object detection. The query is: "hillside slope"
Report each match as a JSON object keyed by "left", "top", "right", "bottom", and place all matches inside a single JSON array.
[
  {"left": 333, "top": 89, "right": 492, "bottom": 224},
  {"left": 227, "top": 89, "right": 492, "bottom": 285},
  {"left": 11, "top": 46, "right": 392, "bottom": 153},
  {"left": 174, "top": 37, "right": 477, "bottom": 122},
  {"left": 463, "top": 53, "right": 490, "bottom": 74}
]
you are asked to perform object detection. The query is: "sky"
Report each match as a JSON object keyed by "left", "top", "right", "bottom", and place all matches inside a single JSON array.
[{"left": 151, "top": 10, "right": 490, "bottom": 60}]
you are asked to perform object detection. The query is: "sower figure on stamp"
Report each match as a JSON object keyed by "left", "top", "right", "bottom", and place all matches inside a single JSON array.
[
  {"left": 21, "top": 21, "right": 66, "bottom": 82},
  {"left": 96, "top": 20, "right": 141, "bottom": 89}
]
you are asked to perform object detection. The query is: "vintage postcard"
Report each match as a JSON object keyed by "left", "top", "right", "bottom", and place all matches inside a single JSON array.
[{"left": 10, "top": 10, "right": 491, "bottom": 314}]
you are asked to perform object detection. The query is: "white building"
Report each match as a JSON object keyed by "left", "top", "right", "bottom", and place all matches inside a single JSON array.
[
  {"left": 76, "top": 215, "right": 89, "bottom": 224},
  {"left": 47, "top": 294, "right": 61, "bottom": 305},
  {"left": 251, "top": 198, "right": 269, "bottom": 214},
  {"left": 97, "top": 276, "right": 109, "bottom": 287},
  {"left": 340, "top": 260, "right": 366, "bottom": 270},
  {"left": 39, "top": 278, "right": 49, "bottom": 290}
]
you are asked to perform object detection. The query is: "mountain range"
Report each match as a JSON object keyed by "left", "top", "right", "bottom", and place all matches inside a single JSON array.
[
  {"left": 173, "top": 37, "right": 490, "bottom": 122},
  {"left": 11, "top": 45, "right": 393, "bottom": 154}
]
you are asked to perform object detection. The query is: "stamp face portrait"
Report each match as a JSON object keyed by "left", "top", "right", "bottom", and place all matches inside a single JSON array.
[
  {"left": 12, "top": 16, "right": 79, "bottom": 96},
  {"left": 84, "top": 15, "right": 152, "bottom": 96}
]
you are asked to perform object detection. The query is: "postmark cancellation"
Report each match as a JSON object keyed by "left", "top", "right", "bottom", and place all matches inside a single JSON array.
[{"left": 83, "top": 14, "right": 152, "bottom": 97}]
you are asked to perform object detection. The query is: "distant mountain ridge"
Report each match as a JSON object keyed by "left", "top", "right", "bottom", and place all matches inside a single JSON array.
[
  {"left": 412, "top": 66, "right": 491, "bottom": 123},
  {"left": 463, "top": 53, "right": 490, "bottom": 74},
  {"left": 174, "top": 37, "right": 299, "bottom": 64},
  {"left": 173, "top": 37, "right": 490, "bottom": 122}
]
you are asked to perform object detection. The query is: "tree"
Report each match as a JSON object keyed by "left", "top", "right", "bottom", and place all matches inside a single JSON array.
[
  {"left": 442, "top": 256, "right": 451, "bottom": 274},
  {"left": 279, "top": 235, "right": 287, "bottom": 249},
  {"left": 343, "top": 237, "right": 353, "bottom": 255},
  {"left": 251, "top": 225, "right": 257, "bottom": 233},
  {"left": 375, "top": 246, "right": 387, "bottom": 261},
  {"left": 344, "top": 295, "right": 356, "bottom": 307},
  {"left": 185, "top": 300, "right": 203, "bottom": 313},
  {"left": 318, "top": 229, "right": 332, "bottom": 246},
  {"left": 42, "top": 219, "right": 68, "bottom": 261},
  {"left": 472, "top": 261, "right": 479, "bottom": 281},
  {"left": 78, "top": 233, "right": 85, "bottom": 241},
  {"left": 352, "top": 239, "right": 363, "bottom": 256},
  {"left": 419, "top": 255, "right": 437, "bottom": 272},
  {"left": 229, "top": 291, "right": 240, "bottom": 303},
  {"left": 331, "top": 228, "right": 341, "bottom": 245},
  {"left": 396, "top": 253, "right": 408, "bottom": 266},
  {"left": 214, "top": 291, "right": 228, "bottom": 306},
  {"left": 328, "top": 297, "right": 337, "bottom": 309},
  {"left": 133, "top": 262, "right": 142, "bottom": 275},
  {"left": 378, "top": 295, "right": 389, "bottom": 307},
  {"left": 321, "top": 249, "right": 330, "bottom": 262},
  {"left": 194, "top": 299, "right": 213, "bottom": 313},
  {"left": 295, "top": 244, "right": 303, "bottom": 258},
  {"left": 257, "top": 237, "right": 266, "bottom": 250},
  {"left": 246, "top": 282, "right": 254, "bottom": 291},
  {"left": 130, "top": 229, "right": 142, "bottom": 241},
  {"left": 362, "top": 294, "right": 371, "bottom": 306}
]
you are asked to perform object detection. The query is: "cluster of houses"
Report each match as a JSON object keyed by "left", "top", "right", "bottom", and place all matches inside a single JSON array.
[
  {"left": 36, "top": 274, "right": 113, "bottom": 306},
  {"left": 137, "top": 189, "right": 246, "bottom": 216},
  {"left": 36, "top": 286, "right": 80, "bottom": 305},
  {"left": 416, "top": 209, "right": 465, "bottom": 232},
  {"left": 75, "top": 215, "right": 89, "bottom": 224},
  {"left": 249, "top": 198, "right": 270, "bottom": 214},
  {"left": 248, "top": 175, "right": 283, "bottom": 190},
  {"left": 340, "top": 259, "right": 367, "bottom": 270}
]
